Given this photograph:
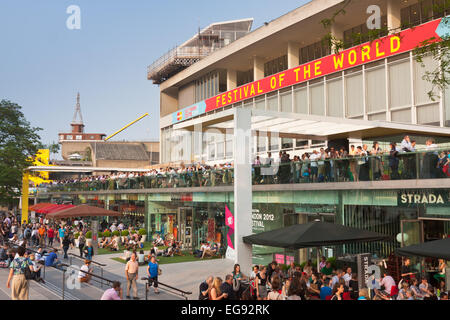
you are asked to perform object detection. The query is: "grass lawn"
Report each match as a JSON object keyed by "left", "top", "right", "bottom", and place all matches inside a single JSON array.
[
  {"left": 111, "top": 252, "right": 222, "bottom": 265},
  {"left": 97, "top": 242, "right": 166, "bottom": 255}
]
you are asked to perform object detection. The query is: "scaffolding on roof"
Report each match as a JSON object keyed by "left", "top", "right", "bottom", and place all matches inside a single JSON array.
[{"left": 147, "top": 18, "right": 253, "bottom": 84}]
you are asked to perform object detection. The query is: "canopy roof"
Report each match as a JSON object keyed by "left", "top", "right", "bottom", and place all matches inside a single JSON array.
[
  {"left": 46, "top": 204, "right": 121, "bottom": 219},
  {"left": 243, "top": 221, "right": 390, "bottom": 249},
  {"left": 396, "top": 238, "right": 450, "bottom": 260},
  {"left": 29, "top": 203, "right": 52, "bottom": 211}
]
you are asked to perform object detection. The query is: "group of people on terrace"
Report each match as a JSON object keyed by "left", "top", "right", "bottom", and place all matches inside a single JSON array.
[
  {"left": 199, "top": 258, "right": 448, "bottom": 301},
  {"left": 41, "top": 135, "right": 448, "bottom": 192}
]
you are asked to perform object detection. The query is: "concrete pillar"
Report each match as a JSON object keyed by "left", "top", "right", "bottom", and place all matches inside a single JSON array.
[
  {"left": 287, "top": 42, "right": 300, "bottom": 69},
  {"left": 387, "top": 0, "right": 402, "bottom": 34},
  {"left": 233, "top": 107, "right": 253, "bottom": 276},
  {"left": 253, "top": 56, "right": 265, "bottom": 81},
  {"left": 227, "top": 69, "right": 237, "bottom": 91}
]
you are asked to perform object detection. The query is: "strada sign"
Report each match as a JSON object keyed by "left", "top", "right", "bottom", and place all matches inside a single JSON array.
[
  {"left": 398, "top": 191, "right": 448, "bottom": 207},
  {"left": 171, "top": 16, "right": 449, "bottom": 125}
]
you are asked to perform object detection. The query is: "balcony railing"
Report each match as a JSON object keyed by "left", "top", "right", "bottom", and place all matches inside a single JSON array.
[{"left": 42, "top": 148, "right": 450, "bottom": 193}]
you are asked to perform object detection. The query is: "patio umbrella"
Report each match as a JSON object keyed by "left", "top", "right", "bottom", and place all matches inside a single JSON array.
[
  {"left": 42, "top": 204, "right": 75, "bottom": 215},
  {"left": 36, "top": 204, "right": 61, "bottom": 214},
  {"left": 29, "top": 203, "right": 52, "bottom": 211},
  {"left": 46, "top": 204, "right": 121, "bottom": 219},
  {"left": 396, "top": 237, "right": 450, "bottom": 260},
  {"left": 243, "top": 221, "right": 390, "bottom": 271}
]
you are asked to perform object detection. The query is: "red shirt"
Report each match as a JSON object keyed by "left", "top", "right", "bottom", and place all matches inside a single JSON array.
[{"left": 47, "top": 228, "right": 54, "bottom": 238}]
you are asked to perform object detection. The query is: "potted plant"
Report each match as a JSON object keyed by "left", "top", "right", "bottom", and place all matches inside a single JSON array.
[
  {"left": 103, "top": 230, "right": 111, "bottom": 241},
  {"left": 85, "top": 231, "right": 92, "bottom": 246},
  {"left": 121, "top": 230, "right": 129, "bottom": 242},
  {"left": 98, "top": 231, "right": 103, "bottom": 238},
  {"left": 138, "top": 228, "right": 147, "bottom": 242}
]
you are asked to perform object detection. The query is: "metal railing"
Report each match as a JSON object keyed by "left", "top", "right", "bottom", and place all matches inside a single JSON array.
[
  {"left": 143, "top": 278, "right": 192, "bottom": 300},
  {"left": 68, "top": 253, "right": 107, "bottom": 288},
  {"left": 42, "top": 147, "right": 450, "bottom": 192}
]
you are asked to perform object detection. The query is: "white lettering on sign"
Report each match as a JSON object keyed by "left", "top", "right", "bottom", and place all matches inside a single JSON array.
[
  {"left": 252, "top": 212, "right": 275, "bottom": 230},
  {"left": 400, "top": 193, "right": 445, "bottom": 204}
]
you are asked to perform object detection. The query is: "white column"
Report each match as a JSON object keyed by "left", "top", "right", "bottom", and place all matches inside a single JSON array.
[
  {"left": 233, "top": 107, "right": 253, "bottom": 276},
  {"left": 287, "top": 42, "right": 300, "bottom": 69},
  {"left": 227, "top": 69, "right": 237, "bottom": 91},
  {"left": 387, "top": 0, "right": 402, "bottom": 34},
  {"left": 253, "top": 56, "right": 265, "bottom": 81}
]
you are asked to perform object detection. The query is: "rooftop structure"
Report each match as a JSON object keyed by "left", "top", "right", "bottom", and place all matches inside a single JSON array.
[{"left": 147, "top": 18, "right": 253, "bottom": 84}]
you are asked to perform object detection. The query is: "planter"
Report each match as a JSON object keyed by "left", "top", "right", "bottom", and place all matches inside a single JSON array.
[
  {"left": 74, "top": 239, "right": 79, "bottom": 248},
  {"left": 141, "top": 235, "right": 147, "bottom": 242}
]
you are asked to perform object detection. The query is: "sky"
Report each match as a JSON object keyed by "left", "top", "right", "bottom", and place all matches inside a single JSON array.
[{"left": 0, "top": 0, "right": 310, "bottom": 153}]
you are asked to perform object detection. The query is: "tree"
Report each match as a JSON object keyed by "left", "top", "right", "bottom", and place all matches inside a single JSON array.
[
  {"left": 321, "top": 0, "right": 450, "bottom": 100},
  {"left": 0, "top": 100, "right": 42, "bottom": 205},
  {"left": 43, "top": 141, "right": 60, "bottom": 160}
]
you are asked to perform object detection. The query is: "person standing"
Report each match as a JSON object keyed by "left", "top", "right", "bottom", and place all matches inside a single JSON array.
[
  {"left": 62, "top": 235, "right": 71, "bottom": 259},
  {"left": 58, "top": 225, "right": 65, "bottom": 248},
  {"left": 6, "top": 246, "right": 34, "bottom": 300},
  {"left": 47, "top": 225, "right": 54, "bottom": 247},
  {"left": 78, "top": 233, "right": 86, "bottom": 258},
  {"left": 125, "top": 253, "right": 139, "bottom": 300},
  {"left": 147, "top": 256, "right": 159, "bottom": 294},
  {"left": 84, "top": 242, "right": 94, "bottom": 261}
]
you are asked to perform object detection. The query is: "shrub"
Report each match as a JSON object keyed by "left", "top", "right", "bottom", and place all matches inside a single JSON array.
[
  {"left": 121, "top": 230, "right": 129, "bottom": 237},
  {"left": 112, "top": 230, "right": 120, "bottom": 237},
  {"left": 103, "top": 230, "right": 111, "bottom": 237},
  {"left": 74, "top": 232, "right": 80, "bottom": 239},
  {"left": 85, "top": 231, "right": 92, "bottom": 239},
  {"left": 98, "top": 231, "right": 103, "bottom": 238},
  {"left": 138, "top": 228, "right": 147, "bottom": 236}
]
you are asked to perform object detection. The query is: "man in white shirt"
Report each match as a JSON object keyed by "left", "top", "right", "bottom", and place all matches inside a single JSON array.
[
  {"left": 110, "top": 224, "right": 117, "bottom": 232},
  {"left": 343, "top": 267, "right": 352, "bottom": 286},
  {"left": 379, "top": 272, "right": 396, "bottom": 296},
  {"left": 309, "top": 150, "right": 320, "bottom": 182}
]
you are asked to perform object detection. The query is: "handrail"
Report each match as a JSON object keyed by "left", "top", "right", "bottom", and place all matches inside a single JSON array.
[
  {"left": 143, "top": 278, "right": 192, "bottom": 300},
  {"left": 68, "top": 253, "right": 106, "bottom": 267}
]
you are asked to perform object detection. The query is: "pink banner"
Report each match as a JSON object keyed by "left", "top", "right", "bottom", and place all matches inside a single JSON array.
[{"left": 225, "top": 205, "right": 234, "bottom": 250}]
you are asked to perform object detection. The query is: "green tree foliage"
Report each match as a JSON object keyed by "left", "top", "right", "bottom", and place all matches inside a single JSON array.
[
  {"left": 0, "top": 100, "right": 42, "bottom": 204},
  {"left": 43, "top": 141, "right": 60, "bottom": 158}
]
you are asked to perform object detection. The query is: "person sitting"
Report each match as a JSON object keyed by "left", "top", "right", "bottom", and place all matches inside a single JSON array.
[
  {"left": 98, "top": 237, "right": 110, "bottom": 249},
  {"left": 201, "top": 242, "right": 217, "bottom": 259},
  {"left": 45, "top": 249, "right": 63, "bottom": 269},
  {"left": 153, "top": 234, "right": 164, "bottom": 247},
  {"left": 108, "top": 236, "right": 119, "bottom": 251},
  {"left": 78, "top": 260, "right": 93, "bottom": 284},
  {"left": 137, "top": 250, "right": 146, "bottom": 266},
  {"left": 173, "top": 241, "right": 183, "bottom": 256},
  {"left": 28, "top": 253, "right": 45, "bottom": 283}
]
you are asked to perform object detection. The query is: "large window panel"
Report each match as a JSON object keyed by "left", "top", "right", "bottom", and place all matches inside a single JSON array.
[
  {"left": 417, "top": 103, "right": 440, "bottom": 125},
  {"left": 310, "top": 84, "right": 325, "bottom": 116},
  {"left": 366, "top": 67, "right": 386, "bottom": 113},
  {"left": 267, "top": 94, "right": 278, "bottom": 112},
  {"left": 368, "top": 113, "right": 387, "bottom": 121},
  {"left": 280, "top": 91, "right": 292, "bottom": 113},
  {"left": 327, "top": 78, "right": 343, "bottom": 117},
  {"left": 414, "top": 55, "right": 439, "bottom": 105},
  {"left": 346, "top": 73, "right": 364, "bottom": 117},
  {"left": 389, "top": 61, "right": 411, "bottom": 108},
  {"left": 294, "top": 87, "right": 308, "bottom": 114},
  {"left": 391, "top": 108, "right": 412, "bottom": 123},
  {"left": 255, "top": 97, "right": 265, "bottom": 110}
]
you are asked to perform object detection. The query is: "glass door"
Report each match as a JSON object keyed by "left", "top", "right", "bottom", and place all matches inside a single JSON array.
[{"left": 400, "top": 220, "right": 423, "bottom": 247}]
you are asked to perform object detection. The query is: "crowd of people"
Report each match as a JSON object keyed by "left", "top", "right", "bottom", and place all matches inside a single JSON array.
[
  {"left": 40, "top": 136, "right": 449, "bottom": 192},
  {"left": 198, "top": 258, "right": 448, "bottom": 301}
]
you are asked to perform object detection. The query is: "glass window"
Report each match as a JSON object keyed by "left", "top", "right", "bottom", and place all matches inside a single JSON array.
[
  {"left": 269, "top": 136, "right": 279, "bottom": 151},
  {"left": 327, "top": 78, "right": 343, "bottom": 117},
  {"left": 417, "top": 103, "right": 440, "bottom": 125},
  {"left": 295, "top": 139, "right": 308, "bottom": 149},
  {"left": 389, "top": 60, "right": 411, "bottom": 108},
  {"left": 225, "top": 140, "right": 233, "bottom": 158},
  {"left": 267, "top": 94, "right": 278, "bottom": 112},
  {"left": 216, "top": 142, "right": 225, "bottom": 159},
  {"left": 346, "top": 73, "right": 364, "bottom": 117},
  {"left": 255, "top": 97, "right": 265, "bottom": 110},
  {"left": 281, "top": 138, "right": 293, "bottom": 150},
  {"left": 280, "top": 91, "right": 292, "bottom": 113},
  {"left": 310, "top": 84, "right": 325, "bottom": 116},
  {"left": 366, "top": 66, "right": 386, "bottom": 113},
  {"left": 391, "top": 108, "right": 412, "bottom": 123},
  {"left": 414, "top": 55, "right": 439, "bottom": 105},
  {"left": 294, "top": 88, "right": 308, "bottom": 114},
  {"left": 257, "top": 135, "right": 267, "bottom": 153}
]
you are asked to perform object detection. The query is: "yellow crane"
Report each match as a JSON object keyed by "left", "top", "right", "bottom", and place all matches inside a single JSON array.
[{"left": 104, "top": 113, "right": 150, "bottom": 141}]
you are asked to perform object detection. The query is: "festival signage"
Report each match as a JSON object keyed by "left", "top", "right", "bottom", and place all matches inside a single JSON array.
[{"left": 171, "top": 17, "right": 448, "bottom": 125}]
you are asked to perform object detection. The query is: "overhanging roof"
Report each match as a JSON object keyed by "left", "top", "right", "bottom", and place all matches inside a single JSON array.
[
  {"left": 172, "top": 108, "right": 450, "bottom": 141},
  {"left": 26, "top": 166, "right": 150, "bottom": 173}
]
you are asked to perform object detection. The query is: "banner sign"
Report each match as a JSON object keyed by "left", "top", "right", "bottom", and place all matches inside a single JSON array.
[
  {"left": 225, "top": 205, "right": 235, "bottom": 250},
  {"left": 357, "top": 253, "right": 371, "bottom": 290},
  {"left": 171, "top": 17, "right": 448, "bottom": 125}
]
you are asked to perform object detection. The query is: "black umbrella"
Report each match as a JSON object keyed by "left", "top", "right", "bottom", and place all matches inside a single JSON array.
[
  {"left": 396, "top": 238, "right": 450, "bottom": 260},
  {"left": 243, "top": 221, "right": 390, "bottom": 271}
]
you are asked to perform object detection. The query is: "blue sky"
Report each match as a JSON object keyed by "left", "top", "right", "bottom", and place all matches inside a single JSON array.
[{"left": 0, "top": 0, "right": 310, "bottom": 149}]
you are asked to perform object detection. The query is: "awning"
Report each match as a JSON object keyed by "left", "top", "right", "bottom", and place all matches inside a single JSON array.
[
  {"left": 243, "top": 221, "right": 390, "bottom": 249},
  {"left": 46, "top": 204, "right": 122, "bottom": 219},
  {"left": 29, "top": 203, "right": 52, "bottom": 211},
  {"left": 396, "top": 237, "right": 450, "bottom": 260}
]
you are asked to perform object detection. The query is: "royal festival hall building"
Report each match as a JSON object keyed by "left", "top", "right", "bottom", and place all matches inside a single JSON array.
[{"left": 39, "top": 0, "right": 450, "bottom": 276}]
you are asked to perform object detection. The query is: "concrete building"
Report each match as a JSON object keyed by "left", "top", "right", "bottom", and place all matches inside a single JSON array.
[{"left": 42, "top": 0, "right": 450, "bottom": 278}]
